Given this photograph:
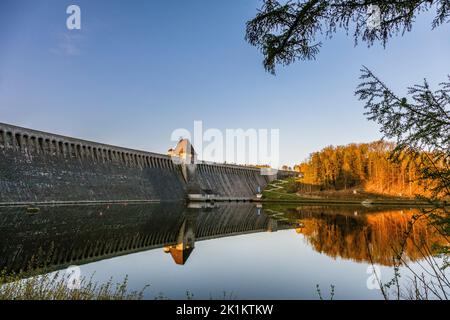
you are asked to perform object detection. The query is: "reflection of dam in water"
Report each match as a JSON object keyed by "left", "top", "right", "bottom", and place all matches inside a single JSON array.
[
  {"left": 0, "top": 203, "right": 292, "bottom": 272},
  {"left": 1, "top": 204, "right": 445, "bottom": 274}
]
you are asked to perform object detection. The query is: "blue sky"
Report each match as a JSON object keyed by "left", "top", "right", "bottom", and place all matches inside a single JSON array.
[{"left": 0, "top": 0, "right": 449, "bottom": 166}]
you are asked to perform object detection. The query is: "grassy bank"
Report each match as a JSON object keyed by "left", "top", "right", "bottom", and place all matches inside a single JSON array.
[{"left": 262, "top": 179, "right": 441, "bottom": 206}]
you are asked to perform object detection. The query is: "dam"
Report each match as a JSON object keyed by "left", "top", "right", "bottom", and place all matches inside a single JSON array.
[{"left": 0, "top": 123, "right": 295, "bottom": 204}]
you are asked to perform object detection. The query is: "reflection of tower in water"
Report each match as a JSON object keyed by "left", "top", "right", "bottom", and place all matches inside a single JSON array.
[
  {"left": 162, "top": 204, "right": 288, "bottom": 265},
  {"left": 163, "top": 211, "right": 196, "bottom": 265}
]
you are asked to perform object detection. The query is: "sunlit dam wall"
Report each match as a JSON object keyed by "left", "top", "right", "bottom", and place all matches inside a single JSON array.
[
  {"left": 195, "top": 163, "right": 271, "bottom": 198},
  {"left": 0, "top": 123, "right": 279, "bottom": 203}
]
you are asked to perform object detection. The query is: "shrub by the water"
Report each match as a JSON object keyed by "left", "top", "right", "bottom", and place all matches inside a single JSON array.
[{"left": 0, "top": 270, "right": 148, "bottom": 300}]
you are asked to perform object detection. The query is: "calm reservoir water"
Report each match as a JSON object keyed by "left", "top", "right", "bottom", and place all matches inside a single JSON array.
[{"left": 0, "top": 202, "right": 446, "bottom": 299}]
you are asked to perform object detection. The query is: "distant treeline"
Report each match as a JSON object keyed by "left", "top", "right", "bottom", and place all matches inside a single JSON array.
[{"left": 295, "top": 141, "right": 430, "bottom": 197}]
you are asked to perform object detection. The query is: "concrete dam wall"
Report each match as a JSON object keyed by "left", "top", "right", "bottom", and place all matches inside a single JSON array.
[
  {"left": 195, "top": 163, "right": 270, "bottom": 198},
  {"left": 0, "top": 123, "right": 292, "bottom": 203},
  {"left": 0, "top": 123, "right": 186, "bottom": 203}
]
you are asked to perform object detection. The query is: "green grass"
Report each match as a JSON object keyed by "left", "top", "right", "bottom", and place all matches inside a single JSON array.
[
  {"left": 262, "top": 178, "right": 437, "bottom": 206},
  {"left": 262, "top": 178, "right": 301, "bottom": 200}
]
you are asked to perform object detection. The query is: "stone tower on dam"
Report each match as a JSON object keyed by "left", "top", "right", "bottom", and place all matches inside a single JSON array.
[{"left": 0, "top": 123, "right": 295, "bottom": 204}]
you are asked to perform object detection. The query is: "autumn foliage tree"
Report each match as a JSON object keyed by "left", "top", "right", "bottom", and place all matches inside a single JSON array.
[
  {"left": 297, "top": 140, "right": 429, "bottom": 196},
  {"left": 247, "top": 1, "right": 450, "bottom": 201}
]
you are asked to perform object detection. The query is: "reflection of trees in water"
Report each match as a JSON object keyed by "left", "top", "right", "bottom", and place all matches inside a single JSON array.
[{"left": 271, "top": 206, "right": 446, "bottom": 266}]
